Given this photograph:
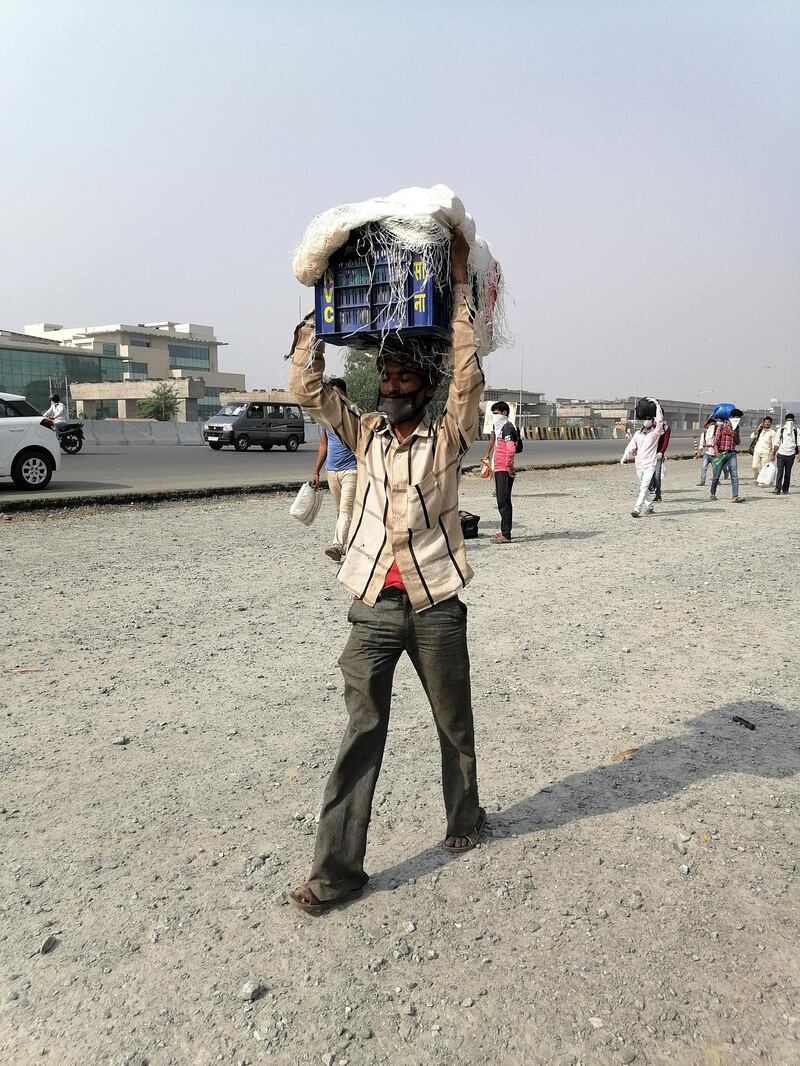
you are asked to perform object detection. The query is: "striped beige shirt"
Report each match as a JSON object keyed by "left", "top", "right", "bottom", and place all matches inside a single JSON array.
[{"left": 288, "top": 285, "right": 484, "bottom": 613}]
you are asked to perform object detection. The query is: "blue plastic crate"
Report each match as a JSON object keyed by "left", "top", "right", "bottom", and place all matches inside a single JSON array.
[{"left": 314, "top": 231, "right": 452, "bottom": 349}]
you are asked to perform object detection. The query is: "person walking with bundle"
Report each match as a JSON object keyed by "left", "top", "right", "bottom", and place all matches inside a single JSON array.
[
  {"left": 771, "top": 412, "right": 798, "bottom": 495},
  {"left": 309, "top": 377, "right": 358, "bottom": 562},
  {"left": 710, "top": 408, "right": 744, "bottom": 503},
  {"left": 621, "top": 398, "right": 664, "bottom": 518},
  {"left": 749, "top": 415, "right": 778, "bottom": 484},
  {"left": 483, "top": 401, "right": 519, "bottom": 544},
  {"left": 287, "top": 233, "right": 487, "bottom": 915}
]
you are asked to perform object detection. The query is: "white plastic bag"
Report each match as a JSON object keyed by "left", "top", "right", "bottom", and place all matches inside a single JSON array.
[
  {"left": 757, "top": 461, "right": 777, "bottom": 487},
  {"left": 289, "top": 482, "right": 322, "bottom": 526}
]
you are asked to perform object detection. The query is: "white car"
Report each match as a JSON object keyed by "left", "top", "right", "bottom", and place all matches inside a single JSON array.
[{"left": 0, "top": 392, "right": 60, "bottom": 490}]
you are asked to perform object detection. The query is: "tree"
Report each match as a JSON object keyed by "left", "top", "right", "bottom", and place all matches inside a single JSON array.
[
  {"left": 137, "top": 381, "right": 179, "bottom": 421},
  {"left": 342, "top": 348, "right": 380, "bottom": 413},
  {"left": 342, "top": 347, "right": 453, "bottom": 418}
]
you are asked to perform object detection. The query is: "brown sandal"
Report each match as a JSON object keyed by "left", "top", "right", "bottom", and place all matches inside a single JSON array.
[
  {"left": 443, "top": 808, "right": 487, "bottom": 852},
  {"left": 289, "top": 883, "right": 363, "bottom": 916}
]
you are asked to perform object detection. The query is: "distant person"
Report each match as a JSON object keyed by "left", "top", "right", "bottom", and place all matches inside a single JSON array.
[
  {"left": 695, "top": 415, "right": 721, "bottom": 488},
  {"left": 771, "top": 412, "right": 798, "bottom": 495},
  {"left": 709, "top": 408, "right": 743, "bottom": 503},
  {"left": 43, "top": 394, "right": 67, "bottom": 437},
  {"left": 483, "top": 401, "right": 519, "bottom": 543},
  {"left": 621, "top": 398, "right": 664, "bottom": 517},
  {"left": 310, "top": 377, "right": 357, "bottom": 562},
  {"left": 749, "top": 415, "right": 777, "bottom": 484},
  {"left": 648, "top": 419, "right": 671, "bottom": 502}
]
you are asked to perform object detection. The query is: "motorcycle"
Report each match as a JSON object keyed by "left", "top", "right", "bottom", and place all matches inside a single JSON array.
[{"left": 57, "top": 422, "right": 85, "bottom": 454}]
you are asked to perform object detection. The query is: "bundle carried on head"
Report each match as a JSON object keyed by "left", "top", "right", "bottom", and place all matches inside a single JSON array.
[{"left": 292, "top": 184, "right": 507, "bottom": 366}]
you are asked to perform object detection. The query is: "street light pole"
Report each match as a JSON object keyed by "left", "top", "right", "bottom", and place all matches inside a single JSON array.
[
  {"left": 765, "top": 365, "right": 799, "bottom": 424},
  {"left": 519, "top": 340, "right": 524, "bottom": 434},
  {"left": 697, "top": 389, "right": 712, "bottom": 431}
]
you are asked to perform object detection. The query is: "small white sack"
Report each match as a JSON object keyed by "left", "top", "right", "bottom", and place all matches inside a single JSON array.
[
  {"left": 757, "top": 461, "right": 777, "bottom": 487},
  {"left": 289, "top": 482, "right": 322, "bottom": 526}
]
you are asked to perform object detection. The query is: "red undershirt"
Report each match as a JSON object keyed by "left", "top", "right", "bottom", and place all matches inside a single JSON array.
[{"left": 382, "top": 559, "right": 406, "bottom": 591}]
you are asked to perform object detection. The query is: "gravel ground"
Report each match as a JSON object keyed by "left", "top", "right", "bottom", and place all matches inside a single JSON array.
[{"left": 2, "top": 459, "right": 799, "bottom": 1066}]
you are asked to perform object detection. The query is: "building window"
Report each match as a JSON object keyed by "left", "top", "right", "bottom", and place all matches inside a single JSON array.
[
  {"left": 168, "top": 343, "right": 210, "bottom": 371},
  {"left": 101, "top": 342, "right": 118, "bottom": 357},
  {"left": 123, "top": 361, "right": 149, "bottom": 380},
  {"left": 198, "top": 386, "right": 222, "bottom": 419},
  {"left": 129, "top": 338, "right": 151, "bottom": 347},
  {"left": 0, "top": 346, "right": 123, "bottom": 413}
]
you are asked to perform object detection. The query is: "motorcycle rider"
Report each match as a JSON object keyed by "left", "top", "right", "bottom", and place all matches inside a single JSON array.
[{"left": 43, "top": 394, "right": 68, "bottom": 437}]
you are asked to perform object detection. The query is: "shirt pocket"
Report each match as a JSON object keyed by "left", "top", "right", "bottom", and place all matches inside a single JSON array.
[{"left": 407, "top": 470, "right": 443, "bottom": 531}]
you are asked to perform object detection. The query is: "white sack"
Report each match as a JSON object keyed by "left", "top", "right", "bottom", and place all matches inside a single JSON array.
[
  {"left": 289, "top": 482, "right": 322, "bottom": 526},
  {"left": 292, "top": 184, "right": 506, "bottom": 356},
  {"left": 757, "top": 461, "right": 777, "bottom": 487}
]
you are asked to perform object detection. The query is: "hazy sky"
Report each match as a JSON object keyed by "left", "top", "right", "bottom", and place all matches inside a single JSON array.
[{"left": 2, "top": 0, "right": 798, "bottom": 407}]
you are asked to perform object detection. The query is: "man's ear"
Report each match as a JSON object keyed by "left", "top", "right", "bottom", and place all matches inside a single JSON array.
[{"left": 424, "top": 384, "right": 436, "bottom": 400}]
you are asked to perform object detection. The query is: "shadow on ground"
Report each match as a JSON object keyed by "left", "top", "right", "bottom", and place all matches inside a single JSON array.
[
  {"left": 470, "top": 530, "right": 601, "bottom": 546},
  {"left": 369, "top": 700, "right": 799, "bottom": 893}
]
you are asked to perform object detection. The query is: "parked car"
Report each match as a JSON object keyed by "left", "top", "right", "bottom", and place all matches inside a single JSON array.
[
  {"left": 203, "top": 400, "right": 305, "bottom": 451},
  {"left": 0, "top": 392, "right": 60, "bottom": 490}
]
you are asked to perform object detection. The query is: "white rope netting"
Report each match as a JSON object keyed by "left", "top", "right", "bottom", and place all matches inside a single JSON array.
[{"left": 292, "top": 184, "right": 507, "bottom": 363}]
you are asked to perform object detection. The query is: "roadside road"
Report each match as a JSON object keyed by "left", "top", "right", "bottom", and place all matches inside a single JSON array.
[{"left": 1, "top": 436, "right": 700, "bottom": 509}]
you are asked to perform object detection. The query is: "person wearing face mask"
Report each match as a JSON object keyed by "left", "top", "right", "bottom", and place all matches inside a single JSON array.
[
  {"left": 709, "top": 408, "right": 744, "bottom": 502},
  {"left": 621, "top": 399, "right": 664, "bottom": 517},
  {"left": 749, "top": 415, "right": 778, "bottom": 484},
  {"left": 286, "top": 231, "right": 487, "bottom": 914},
  {"left": 696, "top": 417, "right": 718, "bottom": 486},
  {"left": 771, "top": 412, "right": 798, "bottom": 495},
  {"left": 484, "top": 401, "right": 519, "bottom": 543}
]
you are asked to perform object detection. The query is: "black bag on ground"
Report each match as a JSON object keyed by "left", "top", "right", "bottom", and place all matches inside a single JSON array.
[
  {"left": 459, "top": 510, "right": 480, "bottom": 539},
  {"left": 635, "top": 398, "right": 657, "bottom": 420}
]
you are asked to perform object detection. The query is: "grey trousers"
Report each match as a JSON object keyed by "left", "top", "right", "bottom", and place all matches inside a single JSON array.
[{"left": 307, "top": 592, "right": 480, "bottom": 902}]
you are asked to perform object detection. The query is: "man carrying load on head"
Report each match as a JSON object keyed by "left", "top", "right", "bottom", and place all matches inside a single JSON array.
[
  {"left": 710, "top": 408, "right": 744, "bottom": 503},
  {"left": 621, "top": 398, "right": 664, "bottom": 518},
  {"left": 287, "top": 232, "right": 487, "bottom": 914}
]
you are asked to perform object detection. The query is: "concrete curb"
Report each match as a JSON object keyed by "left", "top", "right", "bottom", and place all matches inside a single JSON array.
[{"left": 0, "top": 453, "right": 701, "bottom": 516}]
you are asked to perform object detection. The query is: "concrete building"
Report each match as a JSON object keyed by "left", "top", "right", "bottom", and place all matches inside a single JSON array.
[
  {"left": 23, "top": 320, "right": 245, "bottom": 421},
  {"left": 556, "top": 396, "right": 763, "bottom": 437},
  {"left": 70, "top": 378, "right": 207, "bottom": 422},
  {"left": 0, "top": 329, "right": 124, "bottom": 414}
]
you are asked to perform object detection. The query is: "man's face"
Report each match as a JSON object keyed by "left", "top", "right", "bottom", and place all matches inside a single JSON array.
[
  {"left": 379, "top": 359, "right": 429, "bottom": 399},
  {"left": 764, "top": 418, "right": 772, "bottom": 428}
]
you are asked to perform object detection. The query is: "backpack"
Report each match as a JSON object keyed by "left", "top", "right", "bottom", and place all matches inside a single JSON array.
[{"left": 498, "top": 419, "right": 522, "bottom": 454}]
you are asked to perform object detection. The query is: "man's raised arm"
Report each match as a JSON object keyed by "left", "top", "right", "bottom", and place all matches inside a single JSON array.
[
  {"left": 443, "top": 231, "right": 485, "bottom": 450},
  {"left": 287, "top": 314, "right": 361, "bottom": 453}
]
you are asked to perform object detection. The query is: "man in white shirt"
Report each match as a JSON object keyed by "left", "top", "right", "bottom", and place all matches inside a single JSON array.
[
  {"left": 771, "top": 412, "right": 798, "bottom": 495},
  {"left": 750, "top": 416, "right": 778, "bottom": 482},
  {"left": 696, "top": 418, "right": 717, "bottom": 486},
  {"left": 43, "top": 394, "right": 67, "bottom": 424},
  {"left": 621, "top": 399, "right": 664, "bottom": 518}
]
